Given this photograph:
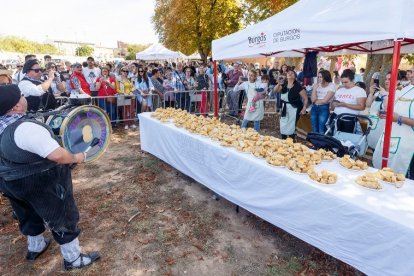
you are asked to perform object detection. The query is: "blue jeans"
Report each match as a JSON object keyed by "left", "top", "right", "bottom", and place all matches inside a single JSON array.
[
  {"left": 310, "top": 104, "right": 330, "bottom": 134},
  {"left": 98, "top": 99, "right": 116, "bottom": 124},
  {"left": 241, "top": 119, "right": 260, "bottom": 132}
]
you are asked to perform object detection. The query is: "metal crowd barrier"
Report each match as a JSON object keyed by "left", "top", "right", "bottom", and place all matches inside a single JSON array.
[
  {"left": 220, "top": 88, "right": 280, "bottom": 122},
  {"left": 55, "top": 89, "right": 227, "bottom": 124}
]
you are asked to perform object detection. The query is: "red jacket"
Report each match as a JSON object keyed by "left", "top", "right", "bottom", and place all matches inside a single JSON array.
[{"left": 70, "top": 71, "right": 90, "bottom": 95}]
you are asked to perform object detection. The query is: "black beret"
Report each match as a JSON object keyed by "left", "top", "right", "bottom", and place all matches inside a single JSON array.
[
  {"left": 22, "top": 59, "right": 39, "bottom": 74},
  {"left": 0, "top": 84, "right": 22, "bottom": 115}
]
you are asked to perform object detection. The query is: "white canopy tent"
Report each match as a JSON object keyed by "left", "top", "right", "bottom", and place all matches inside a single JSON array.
[
  {"left": 212, "top": 0, "right": 414, "bottom": 59},
  {"left": 135, "top": 43, "right": 181, "bottom": 60},
  {"left": 211, "top": 0, "right": 414, "bottom": 172}
]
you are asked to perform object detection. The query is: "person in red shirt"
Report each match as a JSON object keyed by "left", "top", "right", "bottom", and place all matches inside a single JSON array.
[
  {"left": 70, "top": 63, "right": 90, "bottom": 95},
  {"left": 95, "top": 66, "right": 117, "bottom": 124}
]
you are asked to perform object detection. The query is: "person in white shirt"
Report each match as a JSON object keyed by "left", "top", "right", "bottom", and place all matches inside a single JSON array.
[
  {"left": 12, "top": 62, "right": 24, "bottom": 84},
  {"left": 82, "top": 57, "right": 101, "bottom": 97},
  {"left": 330, "top": 69, "right": 367, "bottom": 133},
  {"left": 331, "top": 69, "right": 367, "bottom": 115},
  {"left": 0, "top": 84, "right": 100, "bottom": 270},
  {"left": 310, "top": 70, "right": 336, "bottom": 134},
  {"left": 18, "top": 59, "right": 57, "bottom": 111}
]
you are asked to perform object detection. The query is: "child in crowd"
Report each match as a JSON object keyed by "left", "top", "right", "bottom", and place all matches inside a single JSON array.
[{"left": 249, "top": 74, "right": 270, "bottom": 112}]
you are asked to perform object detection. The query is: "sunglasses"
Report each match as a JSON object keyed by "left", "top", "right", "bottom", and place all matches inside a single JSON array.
[
  {"left": 17, "top": 66, "right": 23, "bottom": 68},
  {"left": 30, "top": 68, "right": 42, "bottom": 73},
  {"left": 122, "top": 70, "right": 129, "bottom": 73},
  {"left": 138, "top": 70, "right": 144, "bottom": 73}
]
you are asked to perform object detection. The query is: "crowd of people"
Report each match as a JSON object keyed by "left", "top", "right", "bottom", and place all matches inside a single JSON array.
[
  {"left": 1, "top": 54, "right": 414, "bottom": 178},
  {"left": 1, "top": 53, "right": 414, "bottom": 272}
]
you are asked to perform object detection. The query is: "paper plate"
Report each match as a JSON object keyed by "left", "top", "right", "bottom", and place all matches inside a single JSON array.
[
  {"left": 287, "top": 168, "right": 308, "bottom": 175},
  {"left": 307, "top": 175, "right": 337, "bottom": 186},
  {"left": 379, "top": 180, "right": 404, "bottom": 188}
]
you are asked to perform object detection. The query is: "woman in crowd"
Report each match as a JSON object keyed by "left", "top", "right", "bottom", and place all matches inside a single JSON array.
[
  {"left": 373, "top": 71, "right": 414, "bottom": 179},
  {"left": 162, "top": 69, "right": 175, "bottom": 108},
  {"left": 183, "top": 67, "right": 197, "bottom": 90},
  {"left": 274, "top": 68, "right": 308, "bottom": 140},
  {"left": 116, "top": 67, "right": 136, "bottom": 130},
  {"left": 280, "top": 64, "right": 289, "bottom": 76},
  {"left": 43, "top": 62, "right": 66, "bottom": 96},
  {"left": 0, "top": 67, "right": 13, "bottom": 85},
  {"left": 135, "top": 67, "right": 154, "bottom": 113},
  {"left": 233, "top": 70, "right": 266, "bottom": 132},
  {"left": 310, "top": 70, "right": 336, "bottom": 134},
  {"left": 128, "top": 63, "right": 139, "bottom": 83},
  {"left": 330, "top": 69, "right": 367, "bottom": 132},
  {"left": 366, "top": 72, "right": 391, "bottom": 148},
  {"left": 96, "top": 66, "right": 117, "bottom": 125}
]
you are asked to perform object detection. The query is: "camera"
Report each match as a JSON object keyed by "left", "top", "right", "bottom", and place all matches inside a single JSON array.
[
  {"left": 241, "top": 77, "right": 248, "bottom": 81},
  {"left": 374, "top": 78, "right": 380, "bottom": 87}
]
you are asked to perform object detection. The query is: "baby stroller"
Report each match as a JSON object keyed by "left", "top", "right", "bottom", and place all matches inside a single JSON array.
[{"left": 307, "top": 113, "right": 373, "bottom": 159}]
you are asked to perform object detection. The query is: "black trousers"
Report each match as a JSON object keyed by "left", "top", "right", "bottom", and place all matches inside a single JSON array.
[
  {"left": 407, "top": 156, "right": 414, "bottom": 180},
  {"left": 0, "top": 165, "right": 80, "bottom": 245}
]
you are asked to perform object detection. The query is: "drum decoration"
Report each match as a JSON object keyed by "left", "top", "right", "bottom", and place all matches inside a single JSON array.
[{"left": 46, "top": 105, "right": 111, "bottom": 162}]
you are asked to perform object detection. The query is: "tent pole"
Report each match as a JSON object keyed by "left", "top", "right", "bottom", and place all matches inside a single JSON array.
[
  {"left": 381, "top": 40, "right": 401, "bottom": 168},
  {"left": 213, "top": 60, "right": 219, "bottom": 118}
]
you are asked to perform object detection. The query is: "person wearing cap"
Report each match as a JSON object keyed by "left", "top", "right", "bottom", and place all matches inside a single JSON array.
[
  {"left": 82, "top": 57, "right": 101, "bottom": 97},
  {"left": 0, "top": 84, "right": 100, "bottom": 270},
  {"left": 0, "top": 67, "right": 13, "bottom": 85},
  {"left": 18, "top": 59, "right": 57, "bottom": 111},
  {"left": 12, "top": 62, "right": 24, "bottom": 84}
]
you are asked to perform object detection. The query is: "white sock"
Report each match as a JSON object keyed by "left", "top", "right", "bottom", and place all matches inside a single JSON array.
[
  {"left": 60, "top": 238, "right": 93, "bottom": 266},
  {"left": 60, "top": 238, "right": 81, "bottom": 263},
  {"left": 27, "top": 234, "right": 46, "bottom": 252}
]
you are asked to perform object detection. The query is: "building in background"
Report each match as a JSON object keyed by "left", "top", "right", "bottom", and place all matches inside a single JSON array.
[{"left": 51, "top": 40, "right": 115, "bottom": 60}]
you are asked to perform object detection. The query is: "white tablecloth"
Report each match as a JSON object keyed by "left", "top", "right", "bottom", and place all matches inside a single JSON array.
[{"left": 139, "top": 112, "right": 414, "bottom": 276}]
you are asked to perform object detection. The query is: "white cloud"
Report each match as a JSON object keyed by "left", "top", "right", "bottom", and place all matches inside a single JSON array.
[{"left": 2, "top": 0, "right": 158, "bottom": 47}]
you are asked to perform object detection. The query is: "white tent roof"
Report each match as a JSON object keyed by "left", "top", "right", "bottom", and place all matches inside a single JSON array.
[
  {"left": 212, "top": 0, "right": 414, "bottom": 60},
  {"left": 136, "top": 43, "right": 181, "bottom": 60},
  {"left": 186, "top": 52, "right": 202, "bottom": 60}
]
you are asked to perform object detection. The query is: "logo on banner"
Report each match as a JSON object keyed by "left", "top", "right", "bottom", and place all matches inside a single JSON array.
[
  {"left": 273, "top": 28, "right": 301, "bottom": 43},
  {"left": 248, "top": 32, "right": 267, "bottom": 48}
]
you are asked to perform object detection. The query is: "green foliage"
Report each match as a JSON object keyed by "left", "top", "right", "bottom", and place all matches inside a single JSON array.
[
  {"left": 0, "top": 36, "right": 60, "bottom": 54},
  {"left": 75, "top": 45, "right": 94, "bottom": 57},
  {"left": 126, "top": 44, "right": 150, "bottom": 60},
  {"left": 402, "top": 54, "right": 414, "bottom": 65},
  {"left": 242, "top": 0, "right": 299, "bottom": 25},
  {"left": 152, "top": 0, "right": 243, "bottom": 61}
]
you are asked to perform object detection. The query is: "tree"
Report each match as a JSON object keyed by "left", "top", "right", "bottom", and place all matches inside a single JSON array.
[
  {"left": 152, "top": 0, "right": 243, "bottom": 62},
  {"left": 75, "top": 45, "right": 94, "bottom": 57},
  {"left": 126, "top": 44, "right": 150, "bottom": 60},
  {"left": 0, "top": 36, "right": 61, "bottom": 54},
  {"left": 242, "top": 0, "right": 299, "bottom": 25}
]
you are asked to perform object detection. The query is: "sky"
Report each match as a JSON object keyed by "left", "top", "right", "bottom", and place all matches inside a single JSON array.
[{"left": 1, "top": 0, "right": 158, "bottom": 47}]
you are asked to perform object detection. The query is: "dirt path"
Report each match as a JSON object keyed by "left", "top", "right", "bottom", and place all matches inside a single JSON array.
[{"left": 0, "top": 129, "right": 363, "bottom": 275}]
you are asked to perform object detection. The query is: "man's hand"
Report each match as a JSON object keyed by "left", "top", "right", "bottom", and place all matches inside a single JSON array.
[{"left": 48, "top": 69, "right": 56, "bottom": 79}]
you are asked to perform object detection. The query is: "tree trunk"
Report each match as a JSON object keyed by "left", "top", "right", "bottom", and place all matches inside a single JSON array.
[
  {"left": 364, "top": 54, "right": 384, "bottom": 86},
  {"left": 199, "top": 50, "right": 207, "bottom": 63},
  {"left": 328, "top": 56, "right": 338, "bottom": 75}
]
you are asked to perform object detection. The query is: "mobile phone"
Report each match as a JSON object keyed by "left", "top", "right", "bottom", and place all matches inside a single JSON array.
[
  {"left": 374, "top": 78, "right": 380, "bottom": 87},
  {"left": 241, "top": 77, "right": 248, "bottom": 81}
]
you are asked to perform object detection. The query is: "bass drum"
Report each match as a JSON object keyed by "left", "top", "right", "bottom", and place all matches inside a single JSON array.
[{"left": 46, "top": 105, "right": 112, "bottom": 162}]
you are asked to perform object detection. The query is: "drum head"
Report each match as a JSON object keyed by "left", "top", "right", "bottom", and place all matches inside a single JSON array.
[{"left": 60, "top": 106, "right": 111, "bottom": 162}]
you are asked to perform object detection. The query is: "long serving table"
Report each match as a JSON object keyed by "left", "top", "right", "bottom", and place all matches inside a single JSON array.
[{"left": 138, "top": 112, "right": 414, "bottom": 276}]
